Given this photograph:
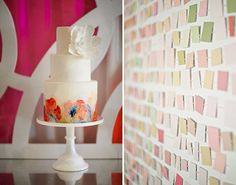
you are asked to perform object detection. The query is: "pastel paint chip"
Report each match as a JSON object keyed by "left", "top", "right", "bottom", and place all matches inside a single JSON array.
[
  {"left": 209, "top": 176, "right": 220, "bottom": 185},
  {"left": 228, "top": 16, "right": 235, "bottom": 37},
  {"left": 209, "top": 0, "right": 223, "bottom": 18},
  {"left": 191, "top": 26, "right": 200, "bottom": 43},
  {"left": 162, "top": 166, "right": 169, "bottom": 180},
  {"left": 211, "top": 48, "right": 222, "bottom": 66},
  {"left": 175, "top": 173, "right": 183, "bottom": 185},
  {"left": 178, "top": 50, "right": 185, "bottom": 65},
  {"left": 165, "top": 150, "right": 171, "bottom": 165},
  {"left": 170, "top": 114, "right": 179, "bottom": 136},
  {"left": 218, "top": 71, "right": 228, "bottom": 91},
  {"left": 206, "top": 96, "right": 217, "bottom": 117},
  {"left": 199, "top": 0, "right": 208, "bottom": 16},
  {"left": 201, "top": 22, "right": 214, "bottom": 42},
  {"left": 196, "top": 124, "right": 206, "bottom": 142},
  {"left": 192, "top": 71, "right": 202, "bottom": 89},
  {"left": 214, "top": 17, "right": 227, "bottom": 41},
  {"left": 199, "top": 167, "right": 208, "bottom": 185},
  {"left": 187, "top": 118, "right": 196, "bottom": 136},
  {"left": 194, "top": 95, "right": 205, "bottom": 115},
  {"left": 176, "top": 95, "right": 184, "bottom": 110},
  {"left": 173, "top": 31, "right": 180, "bottom": 47},
  {"left": 181, "top": 70, "right": 191, "bottom": 89},
  {"left": 158, "top": 129, "right": 164, "bottom": 143},
  {"left": 166, "top": 48, "right": 175, "bottom": 68},
  {"left": 213, "top": 152, "right": 226, "bottom": 173},
  {"left": 179, "top": 117, "right": 187, "bottom": 134},
  {"left": 197, "top": 49, "right": 208, "bottom": 67},
  {"left": 166, "top": 91, "right": 175, "bottom": 107},
  {"left": 174, "top": 0, "right": 181, "bottom": 6},
  {"left": 178, "top": 9, "right": 187, "bottom": 26},
  {"left": 203, "top": 70, "right": 214, "bottom": 89},
  {"left": 188, "top": 4, "right": 197, "bottom": 23},
  {"left": 227, "top": 0, "right": 236, "bottom": 13},
  {"left": 221, "top": 132, "right": 233, "bottom": 151},
  {"left": 200, "top": 146, "right": 212, "bottom": 166},
  {"left": 185, "top": 95, "right": 194, "bottom": 111},
  {"left": 180, "top": 29, "right": 190, "bottom": 48},
  {"left": 181, "top": 159, "right": 188, "bottom": 171},
  {"left": 173, "top": 71, "right": 181, "bottom": 86},
  {"left": 208, "top": 126, "right": 220, "bottom": 152},
  {"left": 186, "top": 52, "right": 195, "bottom": 68}
]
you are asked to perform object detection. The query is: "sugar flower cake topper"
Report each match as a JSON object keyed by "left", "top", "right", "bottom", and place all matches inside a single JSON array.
[{"left": 68, "top": 25, "right": 101, "bottom": 58}]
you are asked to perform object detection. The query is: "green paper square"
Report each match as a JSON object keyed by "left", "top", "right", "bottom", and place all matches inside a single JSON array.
[
  {"left": 201, "top": 22, "right": 214, "bottom": 42},
  {"left": 188, "top": 4, "right": 197, "bottom": 23},
  {"left": 178, "top": 50, "right": 185, "bottom": 65},
  {"left": 191, "top": 26, "right": 200, "bottom": 43},
  {"left": 227, "top": 0, "right": 236, "bottom": 13}
]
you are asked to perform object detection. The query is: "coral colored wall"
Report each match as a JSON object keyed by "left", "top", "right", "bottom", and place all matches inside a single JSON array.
[
  {"left": 124, "top": 0, "right": 236, "bottom": 184},
  {"left": 0, "top": 0, "right": 122, "bottom": 159}
]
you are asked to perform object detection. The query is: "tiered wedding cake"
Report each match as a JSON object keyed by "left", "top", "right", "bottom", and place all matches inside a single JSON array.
[{"left": 43, "top": 26, "right": 100, "bottom": 123}]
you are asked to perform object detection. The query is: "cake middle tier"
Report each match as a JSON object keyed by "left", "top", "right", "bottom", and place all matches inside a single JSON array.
[
  {"left": 44, "top": 80, "right": 97, "bottom": 123},
  {"left": 50, "top": 54, "right": 91, "bottom": 81}
]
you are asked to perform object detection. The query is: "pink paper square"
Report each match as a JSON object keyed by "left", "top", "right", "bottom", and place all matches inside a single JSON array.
[
  {"left": 208, "top": 126, "right": 220, "bottom": 152},
  {"left": 154, "top": 145, "right": 160, "bottom": 157},
  {"left": 181, "top": 159, "right": 188, "bottom": 171},
  {"left": 218, "top": 71, "right": 228, "bottom": 91},
  {"left": 176, "top": 95, "right": 184, "bottom": 110},
  {"left": 206, "top": 96, "right": 217, "bottom": 117},
  {"left": 162, "top": 166, "right": 169, "bottom": 180},
  {"left": 158, "top": 129, "right": 164, "bottom": 143},
  {"left": 197, "top": 49, "right": 208, "bottom": 67},
  {"left": 175, "top": 174, "right": 183, "bottom": 185},
  {"left": 199, "top": 0, "right": 208, "bottom": 17},
  {"left": 214, "top": 152, "right": 226, "bottom": 173},
  {"left": 165, "top": 150, "right": 171, "bottom": 165},
  {"left": 195, "top": 95, "right": 205, "bottom": 114}
]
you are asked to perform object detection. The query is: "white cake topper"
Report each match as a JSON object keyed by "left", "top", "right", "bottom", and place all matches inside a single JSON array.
[{"left": 68, "top": 25, "right": 101, "bottom": 58}]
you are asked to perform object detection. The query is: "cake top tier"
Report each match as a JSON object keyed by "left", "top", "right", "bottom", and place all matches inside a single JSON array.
[{"left": 56, "top": 26, "right": 101, "bottom": 58}]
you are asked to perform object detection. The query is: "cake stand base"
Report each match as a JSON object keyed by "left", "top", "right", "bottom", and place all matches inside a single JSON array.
[
  {"left": 53, "top": 127, "right": 88, "bottom": 172},
  {"left": 36, "top": 117, "right": 103, "bottom": 172}
]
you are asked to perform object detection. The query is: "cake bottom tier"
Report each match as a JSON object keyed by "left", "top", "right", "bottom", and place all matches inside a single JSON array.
[{"left": 44, "top": 80, "right": 97, "bottom": 123}]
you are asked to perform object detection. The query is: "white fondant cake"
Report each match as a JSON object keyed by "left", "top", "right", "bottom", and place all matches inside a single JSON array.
[{"left": 43, "top": 26, "right": 99, "bottom": 123}]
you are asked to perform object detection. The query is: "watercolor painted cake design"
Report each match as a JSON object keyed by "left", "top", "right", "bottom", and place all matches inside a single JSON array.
[{"left": 43, "top": 25, "right": 100, "bottom": 123}]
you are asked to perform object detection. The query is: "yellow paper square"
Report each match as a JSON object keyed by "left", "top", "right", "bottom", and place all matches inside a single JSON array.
[
  {"left": 179, "top": 118, "right": 187, "bottom": 134},
  {"left": 209, "top": 176, "right": 220, "bottom": 185},
  {"left": 173, "top": 71, "right": 181, "bottom": 86},
  {"left": 178, "top": 50, "right": 185, "bottom": 65},
  {"left": 156, "top": 22, "right": 163, "bottom": 33},
  {"left": 200, "top": 146, "right": 212, "bottom": 166},
  {"left": 211, "top": 48, "right": 222, "bottom": 66},
  {"left": 186, "top": 52, "right": 195, "bottom": 68},
  {"left": 203, "top": 70, "right": 214, "bottom": 89},
  {"left": 164, "top": 17, "right": 171, "bottom": 33},
  {"left": 173, "top": 31, "right": 180, "bottom": 47}
]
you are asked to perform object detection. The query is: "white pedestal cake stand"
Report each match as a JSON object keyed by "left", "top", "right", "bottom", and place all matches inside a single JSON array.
[{"left": 36, "top": 117, "right": 103, "bottom": 172}]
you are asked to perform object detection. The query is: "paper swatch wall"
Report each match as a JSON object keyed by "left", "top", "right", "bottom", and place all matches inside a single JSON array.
[{"left": 124, "top": 0, "right": 236, "bottom": 184}]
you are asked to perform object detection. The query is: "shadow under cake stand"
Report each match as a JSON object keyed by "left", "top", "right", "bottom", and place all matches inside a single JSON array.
[{"left": 36, "top": 117, "right": 103, "bottom": 172}]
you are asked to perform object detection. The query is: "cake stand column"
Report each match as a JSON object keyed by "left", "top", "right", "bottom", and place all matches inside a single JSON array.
[{"left": 53, "top": 127, "right": 88, "bottom": 172}]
